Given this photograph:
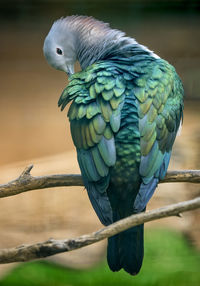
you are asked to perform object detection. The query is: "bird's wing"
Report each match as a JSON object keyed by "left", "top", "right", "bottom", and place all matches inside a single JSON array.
[
  {"left": 58, "top": 62, "right": 126, "bottom": 225},
  {"left": 133, "top": 60, "right": 184, "bottom": 211}
]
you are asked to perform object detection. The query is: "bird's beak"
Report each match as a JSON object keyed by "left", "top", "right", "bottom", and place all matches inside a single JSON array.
[{"left": 66, "top": 64, "right": 74, "bottom": 76}]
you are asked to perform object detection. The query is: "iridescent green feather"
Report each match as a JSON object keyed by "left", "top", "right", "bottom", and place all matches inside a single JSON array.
[
  {"left": 58, "top": 58, "right": 183, "bottom": 237},
  {"left": 58, "top": 62, "right": 127, "bottom": 188},
  {"left": 135, "top": 59, "right": 184, "bottom": 181},
  {"left": 92, "top": 115, "right": 106, "bottom": 134}
]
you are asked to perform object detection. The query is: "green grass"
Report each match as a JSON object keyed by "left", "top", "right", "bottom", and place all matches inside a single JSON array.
[{"left": 0, "top": 229, "right": 199, "bottom": 286}]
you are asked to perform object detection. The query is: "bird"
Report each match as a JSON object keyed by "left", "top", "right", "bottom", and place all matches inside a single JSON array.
[{"left": 43, "top": 15, "right": 184, "bottom": 275}]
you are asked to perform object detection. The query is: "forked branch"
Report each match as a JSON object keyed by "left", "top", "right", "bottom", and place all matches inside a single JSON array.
[{"left": 0, "top": 165, "right": 199, "bottom": 199}]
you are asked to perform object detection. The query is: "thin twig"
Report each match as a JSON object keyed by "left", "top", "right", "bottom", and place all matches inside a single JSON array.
[
  {"left": 0, "top": 197, "right": 199, "bottom": 264},
  {"left": 0, "top": 165, "right": 199, "bottom": 199}
]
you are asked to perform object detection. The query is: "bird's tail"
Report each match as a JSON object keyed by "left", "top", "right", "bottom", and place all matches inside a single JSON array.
[{"left": 107, "top": 212, "right": 144, "bottom": 275}]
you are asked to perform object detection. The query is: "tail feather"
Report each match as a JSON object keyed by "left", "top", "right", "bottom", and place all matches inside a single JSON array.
[
  {"left": 107, "top": 223, "right": 144, "bottom": 275},
  {"left": 107, "top": 234, "right": 121, "bottom": 271},
  {"left": 107, "top": 211, "right": 121, "bottom": 271}
]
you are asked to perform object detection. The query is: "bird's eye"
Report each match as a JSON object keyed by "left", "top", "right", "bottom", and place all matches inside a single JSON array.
[{"left": 56, "top": 48, "right": 63, "bottom": 55}]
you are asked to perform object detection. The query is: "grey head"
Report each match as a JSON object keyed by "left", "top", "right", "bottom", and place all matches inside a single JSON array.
[
  {"left": 43, "top": 15, "right": 133, "bottom": 74},
  {"left": 43, "top": 17, "right": 77, "bottom": 75},
  {"left": 43, "top": 15, "right": 158, "bottom": 75}
]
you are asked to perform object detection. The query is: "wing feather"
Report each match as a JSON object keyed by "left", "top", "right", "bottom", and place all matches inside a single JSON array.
[
  {"left": 134, "top": 61, "right": 184, "bottom": 211},
  {"left": 58, "top": 62, "right": 126, "bottom": 225}
]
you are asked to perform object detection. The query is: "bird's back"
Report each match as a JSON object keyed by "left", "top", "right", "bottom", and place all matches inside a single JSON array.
[{"left": 58, "top": 55, "right": 184, "bottom": 275}]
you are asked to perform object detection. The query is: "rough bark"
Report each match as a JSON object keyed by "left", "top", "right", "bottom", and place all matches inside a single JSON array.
[{"left": 0, "top": 165, "right": 199, "bottom": 199}]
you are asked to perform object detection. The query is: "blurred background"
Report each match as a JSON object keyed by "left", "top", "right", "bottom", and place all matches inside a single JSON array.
[{"left": 0, "top": 0, "right": 199, "bottom": 285}]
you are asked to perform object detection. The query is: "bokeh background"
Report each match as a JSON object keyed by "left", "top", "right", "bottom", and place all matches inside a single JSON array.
[{"left": 0, "top": 1, "right": 199, "bottom": 285}]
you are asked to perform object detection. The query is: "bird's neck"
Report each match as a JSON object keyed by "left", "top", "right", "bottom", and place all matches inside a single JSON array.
[{"left": 75, "top": 27, "right": 158, "bottom": 69}]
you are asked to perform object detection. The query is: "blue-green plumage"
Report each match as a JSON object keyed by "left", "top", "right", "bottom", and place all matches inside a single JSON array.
[
  {"left": 58, "top": 55, "right": 183, "bottom": 274},
  {"left": 44, "top": 15, "right": 184, "bottom": 276}
]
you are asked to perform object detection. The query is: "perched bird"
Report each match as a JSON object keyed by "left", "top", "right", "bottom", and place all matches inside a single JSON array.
[{"left": 43, "top": 16, "right": 184, "bottom": 275}]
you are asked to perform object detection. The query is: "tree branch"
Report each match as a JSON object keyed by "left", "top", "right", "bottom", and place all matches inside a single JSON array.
[
  {"left": 0, "top": 197, "right": 199, "bottom": 264},
  {"left": 0, "top": 165, "right": 199, "bottom": 199},
  {"left": 163, "top": 170, "right": 200, "bottom": 183}
]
